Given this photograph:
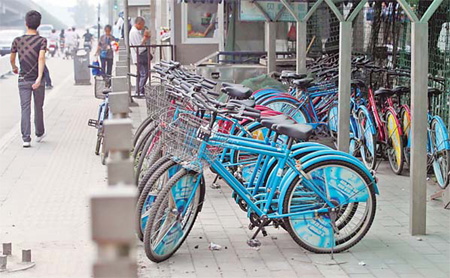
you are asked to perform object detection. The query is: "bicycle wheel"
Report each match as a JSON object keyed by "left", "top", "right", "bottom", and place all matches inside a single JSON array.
[
  {"left": 327, "top": 103, "right": 338, "bottom": 140},
  {"left": 399, "top": 107, "right": 411, "bottom": 166},
  {"left": 385, "top": 110, "right": 404, "bottom": 175},
  {"left": 263, "top": 99, "right": 309, "bottom": 124},
  {"left": 136, "top": 159, "right": 180, "bottom": 241},
  {"left": 282, "top": 160, "right": 377, "bottom": 253},
  {"left": 133, "top": 122, "right": 157, "bottom": 164},
  {"left": 430, "top": 118, "right": 450, "bottom": 189},
  {"left": 143, "top": 169, "right": 204, "bottom": 262},
  {"left": 357, "top": 109, "right": 377, "bottom": 170},
  {"left": 135, "top": 128, "right": 163, "bottom": 185},
  {"left": 133, "top": 116, "right": 154, "bottom": 147}
]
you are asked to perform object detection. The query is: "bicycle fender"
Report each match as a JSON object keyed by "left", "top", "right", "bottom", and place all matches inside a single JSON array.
[
  {"left": 357, "top": 106, "right": 377, "bottom": 134},
  {"left": 386, "top": 107, "right": 403, "bottom": 136},
  {"left": 431, "top": 115, "right": 450, "bottom": 150}
]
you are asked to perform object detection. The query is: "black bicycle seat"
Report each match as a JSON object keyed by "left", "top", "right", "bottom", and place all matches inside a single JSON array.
[
  {"left": 374, "top": 88, "right": 394, "bottom": 98},
  {"left": 260, "top": 115, "right": 295, "bottom": 130},
  {"left": 222, "top": 86, "right": 253, "bottom": 100},
  {"left": 351, "top": 79, "right": 366, "bottom": 88},
  {"left": 228, "top": 99, "right": 256, "bottom": 108},
  {"left": 392, "top": 86, "right": 410, "bottom": 95},
  {"left": 221, "top": 82, "right": 242, "bottom": 88},
  {"left": 102, "top": 88, "right": 112, "bottom": 94},
  {"left": 273, "top": 123, "right": 313, "bottom": 141},
  {"left": 428, "top": 87, "right": 442, "bottom": 97},
  {"left": 283, "top": 72, "right": 307, "bottom": 80},
  {"left": 292, "top": 77, "right": 315, "bottom": 88}
]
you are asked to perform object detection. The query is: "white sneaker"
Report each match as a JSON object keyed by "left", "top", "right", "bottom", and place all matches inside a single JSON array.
[
  {"left": 36, "top": 133, "right": 46, "bottom": 143},
  {"left": 23, "top": 142, "right": 31, "bottom": 148}
]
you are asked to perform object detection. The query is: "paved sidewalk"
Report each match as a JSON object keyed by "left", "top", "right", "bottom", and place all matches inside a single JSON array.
[
  {"left": 0, "top": 59, "right": 106, "bottom": 278},
  {"left": 138, "top": 164, "right": 450, "bottom": 278}
]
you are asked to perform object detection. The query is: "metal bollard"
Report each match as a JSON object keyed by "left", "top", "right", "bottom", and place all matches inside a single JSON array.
[{"left": 2, "top": 243, "right": 11, "bottom": 256}]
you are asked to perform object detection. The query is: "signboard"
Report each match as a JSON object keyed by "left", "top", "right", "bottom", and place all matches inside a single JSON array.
[{"left": 239, "top": 0, "right": 308, "bottom": 22}]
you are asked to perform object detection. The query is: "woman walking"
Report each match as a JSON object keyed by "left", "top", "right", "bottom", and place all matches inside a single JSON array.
[{"left": 95, "top": 25, "right": 115, "bottom": 75}]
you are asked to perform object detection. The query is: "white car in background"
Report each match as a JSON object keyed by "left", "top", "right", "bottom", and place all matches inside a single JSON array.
[
  {"left": 37, "top": 24, "right": 54, "bottom": 40},
  {"left": 0, "top": 29, "right": 24, "bottom": 56}
]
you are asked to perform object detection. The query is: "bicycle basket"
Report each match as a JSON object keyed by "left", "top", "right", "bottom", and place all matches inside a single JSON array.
[
  {"left": 163, "top": 113, "right": 214, "bottom": 171},
  {"left": 94, "top": 76, "right": 107, "bottom": 99},
  {"left": 145, "top": 85, "right": 172, "bottom": 119}
]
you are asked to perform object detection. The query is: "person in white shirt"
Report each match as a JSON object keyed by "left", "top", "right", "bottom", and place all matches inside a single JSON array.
[{"left": 129, "top": 17, "right": 151, "bottom": 96}]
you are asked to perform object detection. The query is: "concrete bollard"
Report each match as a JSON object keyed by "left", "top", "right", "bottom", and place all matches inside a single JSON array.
[
  {"left": 0, "top": 255, "right": 6, "bottom": 270},
  {"left": 2, "top": 243, "right": 11, "bottom": 256},
  {"left": 22, "top": 250, "right": 31, "bottom": 263},
  {"left": 115, "top": 66, "right": 128, "bottom": 77},
  {"left": 91, "top": 80, "right": 136, "bottom": 277},
  {"left": 108, "top": 92, "right": 130, "bottom": 119},
  {"left": 111, "top": 77, "right": 128, "bottom": 93}
]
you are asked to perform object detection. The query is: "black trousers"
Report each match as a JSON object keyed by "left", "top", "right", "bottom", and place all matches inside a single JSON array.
[{"left": 100, "top": 58, "right": 113, "bottom": 75}]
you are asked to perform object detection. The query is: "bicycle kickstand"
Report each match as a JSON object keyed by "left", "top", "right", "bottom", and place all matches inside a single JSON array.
[{"left": 247, "top": 216, "right": 269, "bottom": 248}]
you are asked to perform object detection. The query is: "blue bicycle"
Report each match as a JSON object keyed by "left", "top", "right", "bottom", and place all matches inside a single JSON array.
[{"left": 137, "top": 68, "right": 379, "bottom": 263}]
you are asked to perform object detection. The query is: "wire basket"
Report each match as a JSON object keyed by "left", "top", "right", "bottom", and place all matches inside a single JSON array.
[
  {"left": 145, "top": 85, "right": 172, "bottom": 119},
  {"left": 163, "top": 113, "right": 221, "bottom": 172},
  {"left": 94, "top": 76, "right": 107, "bottom": 99}
]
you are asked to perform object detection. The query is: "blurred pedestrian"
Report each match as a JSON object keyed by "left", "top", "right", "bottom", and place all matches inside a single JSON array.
[
  {"left": 130, "top": 17, "right": 151, "bottom": 96},
  {"left": 95, "top": 25, "right": 115, "bottom": 76},
  {"left": 82, "top": 28, "right": 94, "bottom": 51},
  {"left": 10, "top": 10, "right": 47, "bottom": 147},
  {"left": 59, "top": 29, "right": 65, "bottom": 56}
]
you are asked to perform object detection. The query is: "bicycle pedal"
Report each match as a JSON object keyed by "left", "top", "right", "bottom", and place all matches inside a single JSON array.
[
  {"left": 262, "top": 229, "right": 268, "bottom": 237},
  {"left": 248, "top": 223, "right": 255, "bottom": 230},
  {"left": 88, "top": 119, "right": 98, "bottom": 128},
  {"left": 247, "top": 239, "right": 261, "bottom": 248},
  {"left": 210, "top": 183, "right": 221, "bottom": 189}
]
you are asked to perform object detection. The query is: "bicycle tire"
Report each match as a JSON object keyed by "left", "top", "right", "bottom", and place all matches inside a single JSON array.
[
  {"left": 263, "top": 98, "right": 309, "bottom": 124},
  {"left": 135, "top": 128, "right": 163, "bottom": 185},
  {"left": 385, "top": 110, "right": 404, "bottom": 175},
  {"left": 133, "top": 116, "right": 154, "bottom": 147},
  {"left": 430, "top": 118, "right": 450, "bottom": 189},
  {"left": 135, "top": 159, "right": 179, "bottom": 241},
  {"left": 133, "top": 122, "right": 157, "bottom": 164},
  {"left": 282, "top": 160, "right": 377, "bottom": 253},
  {"left": 357, "top": 109, "right": 377, "bottom": 170},
  {"left": 143, "top": 169, "right": 204, "bottom": 262},
  {"left": 95, "top": 133, "right": 102, "bottom": 155},
  {"left": 138, "top": 156, "right": 171, "bottom": 194}
]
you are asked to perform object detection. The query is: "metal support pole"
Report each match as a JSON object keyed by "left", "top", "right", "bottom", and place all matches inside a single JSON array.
[
  {"left": 123, "top": 0, "right": 135, "bottom": 106},
  {"left": 296, "top": 21, "right": 307, "bottom": 74},
  {"left": 264, "top": 21, "right": 277, "bottom": 74},
  {"left": 337, "top": 21, "right": 352, "bottom": 152},
  {"left": 409, "top": 21, "right": 429, "bottom": 235}
]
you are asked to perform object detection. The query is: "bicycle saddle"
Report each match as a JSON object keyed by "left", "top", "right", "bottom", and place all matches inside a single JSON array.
[
  {"left": 351, "top": 79, "right": 366, "bottom": 88},
  {"left": 273, "top": 123, "right": 313, "bottom": 141},
  {"left": 292, "top": 77, "right": 315, "bottom": 88},
  {"left": 374, "top": 88, "right": 394, "bottom": 97},
  {"left": 260, "top": 115, "right": 295, "bottom": 130},
  {"left": 221, "top": 86, "right": 253, "bottom": 100},
  {"left": 428, "top": 87, "right": 442, "bottom": 97},
  {"left": 221, "top": 82, "right": 243, "bottom": 88},
  {"left": 228, "top": 99, "right": 256, "bottom": 108},
  {"left": 392, "top": 86, "right": 410, "bottom": 95},
  {"left": 281, "top": 72, "right": 307, "bottom": 80},
  {"left": 102, "top": 88, "right": 112, "bottom": 95}
]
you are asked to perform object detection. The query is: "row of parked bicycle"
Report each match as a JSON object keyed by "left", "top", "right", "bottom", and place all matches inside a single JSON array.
[
  {"left": 256, "top": 54, "right": 449, "bottom": 189},
  {"left": 131, "top": 60, "right": 380, "bottom": 262}
]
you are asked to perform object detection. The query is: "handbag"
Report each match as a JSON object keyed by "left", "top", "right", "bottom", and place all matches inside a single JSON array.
[
  {"left": 100, "top": 50, "right": 108, "bottom": 59},
  {"left": 91, "top": 60, "right": 101, "bottom": 76},
  {"left": 138, "top": 49, "right": 153, "bottom": 65}
]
